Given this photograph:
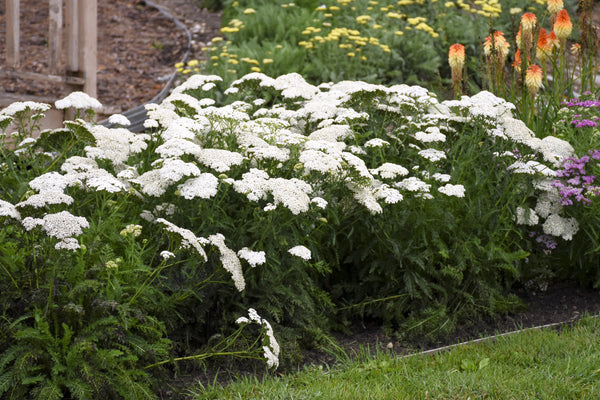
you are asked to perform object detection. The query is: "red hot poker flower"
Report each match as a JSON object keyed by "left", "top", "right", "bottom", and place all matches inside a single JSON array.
[
  {"left": 554, "top": 9, "right": 573, "bottom": 41},
  {"left": 525, "top": 64, "right": 543, "bottom": 97},
  {"left": 521, "top": 12, "right": 537, "bottom": 34}
]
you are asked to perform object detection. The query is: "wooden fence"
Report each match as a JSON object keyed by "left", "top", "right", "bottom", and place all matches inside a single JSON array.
[{"left": 2, "top": 0, "right": 97, "bottom": 99}]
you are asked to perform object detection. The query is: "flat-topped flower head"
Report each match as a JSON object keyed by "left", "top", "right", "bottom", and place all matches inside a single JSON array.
[
  {"left": 554, "top": 9, "right": 572, "bottom": 41},
  {"left": 0, "top": 101, "right": 50, "bottom": 117},
  {"left": 55, "top": 91, "right": 102, "bottom": 110},
  {"left": 525, "top": 64, "right": 543, "bottom": 97},
  {"left": 288, "top": 245, "right": 311, "bottom": 261}
]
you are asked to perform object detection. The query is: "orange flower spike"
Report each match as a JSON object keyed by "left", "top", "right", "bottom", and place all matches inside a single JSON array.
[
  {"left": 520, "top": 13, "right": 537, "bottom": 55},
  {"left": 512, "top": 48, "right": 523, "bottom": 73},
  {"left": 554, "top": 9, "right": 573, "bottom": 41},
  {"left": 515, "top": 26, "right": 522, "bottom": 50},
  {"left": 536, "top": 28, "right": 552, "bottom": 65},
  {"left": 525, "top": 64, "right": 543, "bottom": 97},
  {"left": 484, "top": 31, "right": 510, "bottom": 65},
  {"left": 520, "top": 12, "right": 537, "bottom": 34},
  {"left": 547, "top": 0, "right": 564, "bottom": 15},
  {"left": 548, "top": 31, "right": 560, "bottom": 52},
  {"left": 448, "top": 43, "right": 465, "bottom": 97},
  {"left": 448, "top": 43, "right": 465, "bottom": 72},
  {"left": 547, "top": 0, "right": 564, "bottom": 28}
]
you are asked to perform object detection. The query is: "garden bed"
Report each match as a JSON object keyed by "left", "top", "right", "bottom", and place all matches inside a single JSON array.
[{"left": 0, "top": 0, "right": 221, "bottom": 112}]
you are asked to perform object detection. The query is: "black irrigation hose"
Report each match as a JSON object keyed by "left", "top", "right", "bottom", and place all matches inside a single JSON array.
[{"left": 99, "top": 0, "right": 192, "bottom": 132}]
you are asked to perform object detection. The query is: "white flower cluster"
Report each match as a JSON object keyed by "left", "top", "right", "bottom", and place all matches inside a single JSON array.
[
  {"left": 237, "top": 247, "right": 266, "bottom": 268},
  {"left": 438, "top": 183, "right": 465, "bottom": 197},
  {"left": 515, "top": 207, "right": 539, "bottom": 226},
  {"left": 235, "top": 308, "right": 280, "bottom": 368},
  {"left": 55, "top": 91, "right": 102, "bottom": 110},
  {"left": 86, "top": 125, "right": 150, "bottom": 165},
  {"left": 120, "top": 224, "right": 142, "bottom": 238},
  {"left": 108, "top": 113, "right": 131, "bottom": 126},
  {"left": 22, "top": 211, "right": 88, "bottom": 251},
  {"left": 156, "top": 218, "right": 208, "bottom": 261},
  {"left": 414, "top": 126, "right": 446, "bottom": 143},
  {"left": 0, "top": 199, "right": 21, "bottom": 220},
  {"left": 288, "top": 245, "right": 311, "bottom": 261},
  {"left": 0, "top": 101, "right": 51, "bottom": 117},
  {"left": 542, "top": 214, "right": 579, "bottom": 241},
  {"left": 208, "top": 233, "right": 245, "bottom": 292}
]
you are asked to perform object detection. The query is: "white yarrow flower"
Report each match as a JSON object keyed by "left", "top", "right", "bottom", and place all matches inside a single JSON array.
[
  {"left": 55, "top": 238, "right": 81, "bottom": 251},
  {"left": 108, "top": 113, "right": 131, "bottom": 126},
  {"left": 438, "top": 184, "right": 466, "bottom": 197},
  {"left": 516, "top": 207, "right": 539, "bottom": 226},
  {"left": 156, "top": 218, "right": 208, "bottom": 261},
  {"left": 418, "top": 148, "right": 446, "bottom": 162},
  {"left": 237, "top": 247, "right": 266, "bottom": 268},
  {"left": 55, "top": 91, "right": 102, "bottom": 110},
  {"left": 160, "top": 250, "right": 176, "bottom": 260},
  {"left": 209, "top": 233, "right": 245, "bottom": 291},
  {"left": 288, "top": 245, "right": 312, "bottom": 261},
  {"left": 396, "top": 177, "right": 431, "bottom": 192},
  {"left": 311, "top": 197, "right": 328, "bottom": 209},
  {"left": 365, "top": 138, "right": 390, "bottom": 148},
  {"left": 0, "top": 101, "right": 51, "bottom": 116},
  {"left": 371, "top": 163, "right": 409, "bottom": 179},
  {"left": 0, "top": 199, "right": 21, "bottom": 220},
  {"left": 177, "top": 173, "right": 219, "bottom": 200},
  {"left": 542, "top": 214, "right": 579, "bottom": 241}
]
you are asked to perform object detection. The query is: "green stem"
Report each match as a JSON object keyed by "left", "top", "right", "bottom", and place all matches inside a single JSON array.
[{"left": 144, "top": 351, "right": 261, "bottom": 369}]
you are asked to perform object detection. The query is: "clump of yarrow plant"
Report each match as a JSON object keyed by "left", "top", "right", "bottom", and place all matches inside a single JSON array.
[{"left": 0, "top": 72, "right": 581, "bottom": 395}]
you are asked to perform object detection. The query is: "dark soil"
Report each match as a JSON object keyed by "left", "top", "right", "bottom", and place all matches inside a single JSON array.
[
  {"left": 0, "top": 0, "right": 221, "bottom": 112},
  {"left": 328, "top": 281, "right": 600, "bottom": 361}
]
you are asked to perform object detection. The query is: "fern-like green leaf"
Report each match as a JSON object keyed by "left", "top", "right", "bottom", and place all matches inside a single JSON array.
[
  {"left": 35, "top": 381, "right": 63, "bottom": 400},
  {"left": 0, "top": 371, "right": 12, "bottom": 395}
]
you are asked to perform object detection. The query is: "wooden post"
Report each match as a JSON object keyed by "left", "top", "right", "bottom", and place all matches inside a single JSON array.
[
  {"left": 6, "top": 0, "right": 20, "bottom": 68},
  {"left": 65, "top": 0, "right": 78, "bottom": 71},
  {"left": 79, "top": 0, "right": 97, "bottom": 98},
  {"left": 48, "top": 0, "right": 63, "bottom": 74}
]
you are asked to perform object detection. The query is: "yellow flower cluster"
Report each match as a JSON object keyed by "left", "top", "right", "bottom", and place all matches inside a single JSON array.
[
  {"left": 444, "top": 0, "right": 501, "bottom": 18},
  {"left": 298, "top": 25, "right": 394, "bottom": 55},
  {"left": 175, "top": 59, "right": 201, "bottom": 75},
  {"left": 221, "top": 19, "right": 244, "bottom": 34},
  {"left": 356, "top": 15, "right": 373, "bottom": 24}
]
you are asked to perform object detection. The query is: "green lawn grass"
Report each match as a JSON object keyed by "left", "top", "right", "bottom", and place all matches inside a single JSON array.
[{"left": 192, "top": 314, "right": 600, "bottom": 399}]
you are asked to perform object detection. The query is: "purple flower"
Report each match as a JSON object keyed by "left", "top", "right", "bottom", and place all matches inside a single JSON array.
[
  {"left": 574, "top": 119, "right": 598, "bottom": 128},
  {"left": 582, "top": 175, "right": 596, "bottom": 185},
  {"left": 589, "top": 149, "right": 600, "bottom": 160}
]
